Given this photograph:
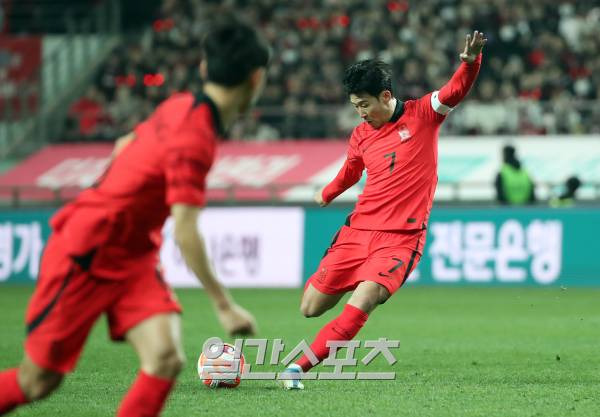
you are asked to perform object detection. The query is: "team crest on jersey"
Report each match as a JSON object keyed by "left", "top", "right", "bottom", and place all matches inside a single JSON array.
[
  {"left": 398, "top": 124, "right": 411, "bottom": 142},
  {"left": 318, "top": 267, "right": 327, "bottom": 282}
]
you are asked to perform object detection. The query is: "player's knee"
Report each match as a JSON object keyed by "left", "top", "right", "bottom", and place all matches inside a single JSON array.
[
  {"left": 377, "top": 286, "right": 391, "bottom": 304},
  {"left": 368, "top": 286, "right": 391, "bottom": 308},
  {"left": 300, "top": 300, "right": 324, "bottom": 318},
  {"left": 19, "top": 367, "right": 63, "bottom": 401},
  {"left": 350, "top": 282, "right": 391, "bottom": 313},
  {"left": 145, "top": 347, "right": 185, "bottom": 378}
]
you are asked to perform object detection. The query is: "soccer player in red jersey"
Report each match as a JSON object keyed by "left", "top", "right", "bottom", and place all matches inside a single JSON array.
[
  {"left": 280, "top": 31, "right": 487, "bottom": 389},
  {"left": 0, "top": 16, "right": 270, "bottom": 416}
]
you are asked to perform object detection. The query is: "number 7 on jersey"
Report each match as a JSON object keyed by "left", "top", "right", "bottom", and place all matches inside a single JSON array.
[{"left": 384, "top": 152, "right": 396, "bottom": 173}]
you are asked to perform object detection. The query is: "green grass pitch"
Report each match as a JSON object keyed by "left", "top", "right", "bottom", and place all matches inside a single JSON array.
[{"left": 1, "top": 286, "right": 599, "bottom": 416}]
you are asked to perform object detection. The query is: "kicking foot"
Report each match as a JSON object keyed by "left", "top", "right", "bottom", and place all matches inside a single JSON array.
[{"left": 278, "top": 364, "right": 304, "bottom": 390}]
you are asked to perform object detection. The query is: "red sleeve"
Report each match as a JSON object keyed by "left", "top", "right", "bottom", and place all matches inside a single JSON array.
[
  {"left": 164, "top": 117, "right": 214, "bottom": 207},
  {"left": 165, "top": 149, "right": 209, "bottom": 207},
  {"left": 437, "top": 53, "right": 482, "bottom": 107},
  {"left": 322, "top": 130, "right": 364, "bottom": 203},
  {"left": 412, "top": 53, "right": 482, "bottom": 122}
]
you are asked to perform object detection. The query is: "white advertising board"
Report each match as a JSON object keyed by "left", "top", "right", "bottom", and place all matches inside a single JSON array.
[{"left": 160, "top": 207, "right": 304, "bottom": 288}]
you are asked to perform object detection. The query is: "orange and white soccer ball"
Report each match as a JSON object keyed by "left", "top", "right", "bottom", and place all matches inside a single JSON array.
[{"left": 197, "top": 342, "right": 245, "bottom": 388}]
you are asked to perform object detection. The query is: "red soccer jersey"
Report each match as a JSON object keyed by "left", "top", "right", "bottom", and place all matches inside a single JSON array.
[
  {"left": 50, "top": 92, "right": 223, "bottom": 278},
  {"left": 323, "top": 55, "right": 482, "bottom": 231}
]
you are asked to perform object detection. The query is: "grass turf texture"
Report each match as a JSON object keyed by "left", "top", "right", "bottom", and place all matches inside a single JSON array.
[{"left": 1, "top": 286, "right": 599, "bottom": 417}]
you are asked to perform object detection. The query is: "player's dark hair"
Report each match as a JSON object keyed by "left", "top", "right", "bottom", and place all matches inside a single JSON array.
[
  {"left": 342, "top": 59, "right": 394, "bottom": 97},
  {"left": 202, "top": 14, "right": 271, "bottom": 87}
]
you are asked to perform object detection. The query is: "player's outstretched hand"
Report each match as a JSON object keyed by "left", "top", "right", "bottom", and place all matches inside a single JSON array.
[
  {"left": 217, "top": 303, "right": 257, "bottom": 336},
  {"left": 314, "top": 186, "right": 329, "bottom": 207},
  {"left": 459, "top": 30, "right": 487, "bottom": 63}
]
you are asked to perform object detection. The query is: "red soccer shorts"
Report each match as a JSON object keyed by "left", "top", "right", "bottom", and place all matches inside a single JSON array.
[
  {"left": 306, "top": 226, "right": 425, "bottom": 296},
  {"left": 24, "top": 234, "right": 182, "bottom": 373}
]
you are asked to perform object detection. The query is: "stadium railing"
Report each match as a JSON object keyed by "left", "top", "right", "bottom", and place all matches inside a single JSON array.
[{"left": 1, "top": 182, "right": 600, "bottom": 208}]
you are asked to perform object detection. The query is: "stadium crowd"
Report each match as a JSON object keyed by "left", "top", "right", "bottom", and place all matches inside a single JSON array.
[{"left": 64, "top": 0, "right": 600, "bottom": 141}]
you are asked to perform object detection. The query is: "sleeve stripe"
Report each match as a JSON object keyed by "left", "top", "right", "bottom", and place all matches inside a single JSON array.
[{"left": 431, "top": 91, "right": 453, "bottom": 115}]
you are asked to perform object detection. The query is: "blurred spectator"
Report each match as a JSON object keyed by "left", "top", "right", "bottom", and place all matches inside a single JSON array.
[
  {"left": 495, "top": 145, "right": 536, "bottom": 205},
  {"left": 64, "top": 0, "right": 600, "bottom": 140},
  {"left": 64, "top": 85, "right": 112, "bottom": 141},
  {"left": 550, "top": 175, "right": 582, "bottom": 207},
  {"left": 107, "top": 85, "right": 142, "bottom": 131},
  {"left": 229, "top": 112, "right": 280, "bottom": 142}
]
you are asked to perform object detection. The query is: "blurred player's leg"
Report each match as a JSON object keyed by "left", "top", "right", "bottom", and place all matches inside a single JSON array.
[
  {"left": 0, "top": 368, "right": 27, "bottom": 415},
  {"left": 0, "top": 354, "right": 63, "bottom": 415},
  {"left": 116, "top": 313, "right": 184, "bottom": 417}
]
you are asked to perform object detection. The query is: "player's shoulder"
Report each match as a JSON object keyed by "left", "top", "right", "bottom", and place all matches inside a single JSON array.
[
  {"left": 401, "top": 95, "right": 427, "bottom": 115},
  {"left": 403, "top": 92, "right": 445, "bottom": 122},
  {"left": 141, "top": 91, "right": 196, "bottom": 137},
  {"left": 172, "top": 92, "right": 224, "bottom": 138},
  {"left": 156, "top": 91, "right": 196, "bottom": 115},
  {"left": 166, "top": 93, "right": 221, "bottom": 157}
]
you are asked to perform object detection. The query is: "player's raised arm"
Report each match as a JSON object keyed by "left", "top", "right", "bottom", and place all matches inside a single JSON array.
[
  {"left": 431, "top": 30, "right": 487, "bottom": 115},
  {"left": 171, "top": 204, "right": 257, "bottom": 336},
  {"left": 316, "top": 134, "right": 364, "bottom": 207}
]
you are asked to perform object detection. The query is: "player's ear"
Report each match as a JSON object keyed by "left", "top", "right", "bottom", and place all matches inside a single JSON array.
[
  {"left": 379, "top": 90, "right": 392, "bottom": 104},
  {"left": 199, "top": 60, "right": 208, "bottom": 80},
  {"left": 249, "top": 67, "right": 266, "bottom": 90}
]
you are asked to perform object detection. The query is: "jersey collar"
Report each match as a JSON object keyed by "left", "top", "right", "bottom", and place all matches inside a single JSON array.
[
  {"left": 194, "top": 92, "right": 225, "bottom": 137},
  {"left": 389, "top": 99, "right": 404, "bottom": 123}
]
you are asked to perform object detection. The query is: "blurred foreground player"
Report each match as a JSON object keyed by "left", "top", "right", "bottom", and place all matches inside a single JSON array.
[
  {"left": 0, "top": 15, "right": 270, "bottom": 416},
  {"left": 280, "top": 31, "right": 486, "bottom": 389}
]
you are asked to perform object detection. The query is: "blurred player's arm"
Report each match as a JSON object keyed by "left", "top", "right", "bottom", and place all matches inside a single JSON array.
[
  {"left": 430, "top": 30, "right": 487, "bottom": 115},
  {"left": 316, "top": 135, "right": 364, "bottom": 207},
  {"left": 111, "top": 131, "right": 136, "bottom": 157},
  {"left": 171, "top": 203, "right": 257, "bottom": 336}
]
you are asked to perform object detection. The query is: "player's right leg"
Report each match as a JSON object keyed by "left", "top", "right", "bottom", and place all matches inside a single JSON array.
[
  {"left": 115, "top": 313, "right": 184, "bottom": 417},
  {"left": 108, "top": 265, "right": 183, "bottom": 417},
  {"left": 280, "top": 226, "right": 367, "bottom": 390},
  {"left": 300, "top": 283, "right": 345, "bottom": 317},
  {"left": 299, "top": 225, "right": 365, "bottom": 317},
  {"left": 1, "top": 234, "right": 120, "bottom": 414},
  {"left": 279, "top": 284, "right": 344, "bottom": 390},
  {"left": 0, "top": 354, "right": 63, "bottom": 414},
  {"left": 286, "top": 229, "right": 423, "bottom": 390}
]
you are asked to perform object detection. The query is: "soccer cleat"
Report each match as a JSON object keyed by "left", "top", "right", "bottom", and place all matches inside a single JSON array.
[{"left": 278, "top": 364, "right": 304, "bottom": 390}]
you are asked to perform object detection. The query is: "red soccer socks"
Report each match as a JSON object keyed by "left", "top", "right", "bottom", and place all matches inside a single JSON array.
[
  {"left": 297, "top": 304, "right": 369, "bottom": 372},
  {"left": 116, "top": 371, "right": 174, "bottom": 417},
  {"left": 0, "top": 368, "right": 28, "bottom": 415}
]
